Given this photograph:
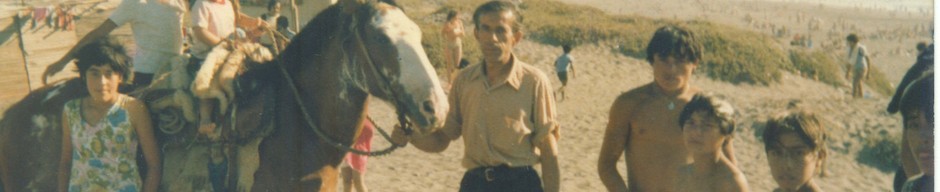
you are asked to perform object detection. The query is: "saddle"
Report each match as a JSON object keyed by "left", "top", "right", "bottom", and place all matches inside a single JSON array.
[{"left": 136, "top": 41, "right": 278, "bottom": 146}]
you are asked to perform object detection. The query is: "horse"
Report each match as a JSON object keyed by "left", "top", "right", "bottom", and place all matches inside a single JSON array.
[
  {"left": 247, "top": 0, "right": 448, "bottom": 191},
  {"left": 0, "top": 0, "right": 447, "bottom": 191}
]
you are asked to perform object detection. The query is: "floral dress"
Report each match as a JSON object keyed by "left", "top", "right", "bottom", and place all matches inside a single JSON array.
[{"left": 64, "top": 95, "right": 141, "bottom": 192}]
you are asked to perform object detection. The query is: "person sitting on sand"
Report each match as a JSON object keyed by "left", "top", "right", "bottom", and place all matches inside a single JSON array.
[
  {"left": 898, "top": 72, "right": 934, "bottom": 192},
  {"left": 675, "top": 93, "right": 749, "bottom": 192},
  {"left": 598, "top": 25, "right": 736, "bottom": 192},
  {"left": 763, "top": 110, "right": 829, "bottom": 192}
]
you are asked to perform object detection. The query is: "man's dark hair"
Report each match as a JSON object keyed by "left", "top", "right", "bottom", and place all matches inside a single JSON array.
[
  {"left": 268, "top": 0, "right": 280, "bottom": 10},
  {"left": 679, "top": 93, "right": 735, "bottom": 135},
  {"left": 75, "top": 36, "right": 131, "bottom": 83},
  {"left": 846, "top": 33, "right": 860, "bottom": 43},
  {"left": 472, "top": 1, "right": 523, "bottom": 32},
  {"left": 562, "top": 44, "right": 572, "bottom": 53},
  {"left": 900, "top": 72, "right": 934, "bottom": 126},
  {"left": 646, "top": 25, "right": 703, "bottom": 64}
]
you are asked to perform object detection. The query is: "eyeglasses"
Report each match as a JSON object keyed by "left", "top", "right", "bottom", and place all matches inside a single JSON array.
[{"left": 767, "top": 147, "right": 818, "bottom": 161}]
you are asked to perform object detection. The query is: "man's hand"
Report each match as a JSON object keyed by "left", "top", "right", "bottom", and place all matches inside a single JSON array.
[
  {"left": 390, "top": 125, "right": 409, "bottom": 147},
  {"left": 43, "top": 59, "right": 70, "bottom": 84}
]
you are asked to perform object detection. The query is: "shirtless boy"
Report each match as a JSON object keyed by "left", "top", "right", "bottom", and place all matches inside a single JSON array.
[
  {"left": 598, "top": 25, "right": 735, "bottom": 192},
  {"left": 675, "top": 93, "right": 748, "bottom": 192}
]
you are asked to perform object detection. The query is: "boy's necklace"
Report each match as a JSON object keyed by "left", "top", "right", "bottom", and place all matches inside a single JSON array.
[{"left": 652, "top": 85, "right": 679, "bottom": 110}]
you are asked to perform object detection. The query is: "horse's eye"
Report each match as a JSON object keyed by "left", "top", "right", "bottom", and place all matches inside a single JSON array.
[{"left": 374, "top": 36, "right": 390, "bottom": 44}]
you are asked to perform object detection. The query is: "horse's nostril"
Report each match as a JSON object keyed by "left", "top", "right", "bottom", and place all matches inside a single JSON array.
[{"left": 422, "top": 100, "right": 435, "bottom": 114}]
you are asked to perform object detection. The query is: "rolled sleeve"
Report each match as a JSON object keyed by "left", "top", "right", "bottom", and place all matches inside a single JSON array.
[{"left": 530, "top": 74, "right": 559, "bottom": 146}]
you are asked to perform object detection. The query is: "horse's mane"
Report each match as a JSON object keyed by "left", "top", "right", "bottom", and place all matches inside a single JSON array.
[{"left": 278, "top": 0, "right": 401, "bottom": 72}]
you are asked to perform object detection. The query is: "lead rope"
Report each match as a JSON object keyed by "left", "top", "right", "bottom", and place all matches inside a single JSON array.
[{"left": 271, "top": 14, "right": 407, "bottom": 156}]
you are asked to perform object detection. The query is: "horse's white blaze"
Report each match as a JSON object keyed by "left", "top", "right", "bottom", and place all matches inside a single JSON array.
[{"left": 374, "top": 8, "right": 448, "bottom": 130}]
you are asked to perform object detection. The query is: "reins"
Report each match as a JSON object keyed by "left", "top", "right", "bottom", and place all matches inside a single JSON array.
[{"left": 268, "top": 9, "right": 409, "bottom": 156}]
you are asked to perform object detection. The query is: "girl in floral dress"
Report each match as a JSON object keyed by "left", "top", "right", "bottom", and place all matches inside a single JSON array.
[{"left": 57, "top": 37, "right": 161, "bottom": 192}]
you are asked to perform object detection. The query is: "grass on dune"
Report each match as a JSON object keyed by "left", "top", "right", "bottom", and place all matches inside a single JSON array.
[{"left": 398, "top": 0, "right": 893, "bottom": 96}]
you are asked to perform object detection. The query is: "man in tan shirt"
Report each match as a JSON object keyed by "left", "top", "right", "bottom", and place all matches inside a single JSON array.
[
  {"left": 597, "top": 25, "right": 736, "bottom": 192},
  {"left": 392, "top": 1, "right": 559, "bottom": 192}
]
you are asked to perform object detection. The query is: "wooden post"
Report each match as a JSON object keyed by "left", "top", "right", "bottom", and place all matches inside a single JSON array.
[
  {"left": 290, "top": 0, "right": 299, "bottom": 32},
  {"left": 13, "top": 13, "right": 32, "bottom": 90}
]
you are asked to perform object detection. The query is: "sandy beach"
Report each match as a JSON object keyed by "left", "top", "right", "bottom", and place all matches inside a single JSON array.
[
  {"left": 363, "top": 0, "right": 932, "bottom": 191},
  {"left": 0, "top": 0, "right": 933, "bottom": 191}
]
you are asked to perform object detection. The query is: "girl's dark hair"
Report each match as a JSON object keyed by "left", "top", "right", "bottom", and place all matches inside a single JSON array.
[
  {"left": 900, "top": 72, "right": 934, "bottom": 125},
  {"left": 678, "top": 93, "right": 735, "bottom": 135},
  {"left": 75, "top": 36, "right": 131, "bottom": 83},
  {"left": 646, "top": 25, "right": 703, "bottom": 64}
]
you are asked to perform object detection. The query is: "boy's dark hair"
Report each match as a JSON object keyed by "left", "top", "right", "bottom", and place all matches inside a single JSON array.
[
  {"left": 458, "top": 58, "right": 470, "bottom": 69},
  {"left": 846, "top": 33, "right": 860, "bottom": 43},
  {"left": 267, "top": 0, "right": 280, "bottom": 10},
  {"left": 900, "top": 72, "right": 934, "bottom": 125},
  {"left": 646, "top": 25, "right": 703, "bottom": 64},
  {"left": 679, "top": 93, "right": 735, "bottom": 135},
  {"left": 277, "top": 16, "right": 290, "bottom": 29},
  {"left": 473, "top": 1, "right": 523, "bottom": 32},
  {"left": 446, "top": 10, "right": 459, "bottom": 21},
  {"left": 763, "top": 110, "right": 827, "bottom": 152},
  {"left": 562, "top": 44, "right": 572, "bottom": 53},
  {"left": 916, "top": 41, "right": 928, "bottom": 53},
  {"left": 75, "top": 36, "right": 131, "bottom": 83}
]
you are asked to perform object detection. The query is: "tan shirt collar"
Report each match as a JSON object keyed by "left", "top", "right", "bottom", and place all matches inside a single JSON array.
[{"left": 472, "top": 54, "right": 524, "bottom": 91}]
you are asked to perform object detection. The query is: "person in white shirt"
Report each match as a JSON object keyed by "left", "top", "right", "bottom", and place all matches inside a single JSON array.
[
  {"left": 845, "top": 33, "right": 872, "bottom": 98},
  {"left": 44, "top": 0, "right": 187, "bottom": 88}
]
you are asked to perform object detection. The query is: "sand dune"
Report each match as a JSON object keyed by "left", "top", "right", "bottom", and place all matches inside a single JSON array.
[
  {"left": 0, "top": 0, "right": 929, "bottom": 191},
  {"left": 362, "top": 0, "right": 929, "bottom": 191}
]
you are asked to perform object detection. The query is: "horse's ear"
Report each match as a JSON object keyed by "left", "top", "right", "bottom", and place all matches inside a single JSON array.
[{"left": 339, "top": 0, "right": 366, "bottom": 14}]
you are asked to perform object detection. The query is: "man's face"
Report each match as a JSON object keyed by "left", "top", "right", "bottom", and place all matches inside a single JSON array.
[
  {"left": 474, "top": 11, "right": 522, "bottom": 65},
  {"left": 905, "top": 110, "right": 934, "bottom": 175},
  {"left": 652, "top": 54, "right": 697, "bottom": 92}
]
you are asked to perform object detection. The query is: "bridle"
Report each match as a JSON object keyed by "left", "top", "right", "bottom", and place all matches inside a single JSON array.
[{"left": 271, "top": 5, "right": 411, "bottom": 156}]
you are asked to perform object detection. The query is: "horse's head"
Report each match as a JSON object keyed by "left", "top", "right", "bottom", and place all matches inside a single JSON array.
[{"left": 343, "top": 0, "right": 447, "bottom": 134}]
